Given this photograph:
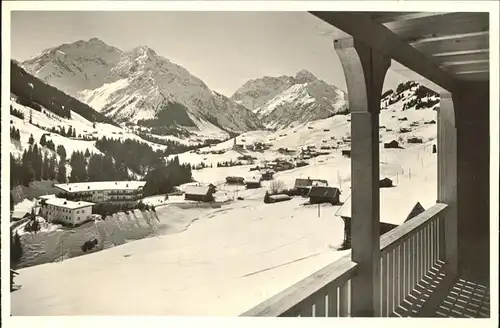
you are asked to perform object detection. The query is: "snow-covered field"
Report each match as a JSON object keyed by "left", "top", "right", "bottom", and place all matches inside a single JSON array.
[
  {"left": 10, "top": 89, "right": 439, "bottom": 316},
  {"left": 11, "top": 112, "right": 438, "bottom": 316}
]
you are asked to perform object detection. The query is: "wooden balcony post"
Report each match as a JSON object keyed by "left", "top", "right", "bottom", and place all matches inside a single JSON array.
[
  {"left": 437, "top": 92, "right": 458, "bottom": 276},
  {"left": 334, "top": 38, "right": 390, "bottom": 317}
]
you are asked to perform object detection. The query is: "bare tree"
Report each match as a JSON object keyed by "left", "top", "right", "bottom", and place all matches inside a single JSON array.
[{"left": 269, "top": 179, "right": 285, "bottom": 194}]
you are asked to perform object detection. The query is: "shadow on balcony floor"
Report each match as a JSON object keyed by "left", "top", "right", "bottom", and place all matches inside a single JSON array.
[
  {"left": 434, "top": 278, "right": 490, "bottom": 318},
  {"left": 390, "top": 261, "right": 490, "bottom": 318}
]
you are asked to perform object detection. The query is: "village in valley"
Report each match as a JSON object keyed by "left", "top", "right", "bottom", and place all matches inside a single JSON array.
[{"left": 8, "top": 12, "right": 442, "bottom": 316}]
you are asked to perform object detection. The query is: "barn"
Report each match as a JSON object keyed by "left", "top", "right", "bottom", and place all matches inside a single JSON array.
[
  {"left": 184, "top": 184, "right": 216, "bottom": 202},
  {"left": 294, "top": 178, "right": 329, "bottom": 196},
  {"left": 342, "top": 149, "right": 351, "bottom": 157},
  {"left": 384, "top": 140, "right": 402, "bottom": 149},
  {"left": 245, "top": 179, "right": 261, "bottom": 189},
  {"left": 308, "top": 186, "right": 341, "bottom": 205}
]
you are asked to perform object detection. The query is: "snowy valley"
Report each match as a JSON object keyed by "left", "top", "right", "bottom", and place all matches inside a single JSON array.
[{"left": 9, "top": 38, "right": 441, "bottom": 316}]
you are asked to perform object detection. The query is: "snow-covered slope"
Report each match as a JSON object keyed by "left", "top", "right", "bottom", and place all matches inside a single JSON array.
[
  {"left": 21, "top": 39, "right": 263, "bottom": 136},
  {"left": 9, "top": 94, "right": 173, "bottom": 160},
  {"left": 10, "top": 80, "right": 442, "bottom": 316},
  {"left": 231, "top": 70, "right": 347, "bottom": 129}
]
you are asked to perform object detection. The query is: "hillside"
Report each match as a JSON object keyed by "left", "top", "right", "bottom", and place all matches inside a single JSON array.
[
  {"left": 11, "top": 80, "right": 441, "bottom": 316},
  {"left": 10, "top": 60, "right": 118, "bottom": 127},
  {"left": 20, "top": 39, "right": 263, "bottom": 137}
]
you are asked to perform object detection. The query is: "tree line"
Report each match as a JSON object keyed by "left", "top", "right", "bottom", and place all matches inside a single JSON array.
[
  {"left": 10, "top": 60, "right": 118, "bottom": 127},
  {"left": 10, "top": 127, "right": 21, "bottom": 141}
]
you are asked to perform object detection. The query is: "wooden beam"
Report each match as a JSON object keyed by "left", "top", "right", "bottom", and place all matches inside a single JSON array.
[
  {"left": 410, "top": 31, "right": 489, "bottom": 44},
  {"left": 442, "top": 62, "right": 489, "bottom": 75},
  {"left": 368, "top": 12, "right": 446, "bottom": 24},
  {"left": 440, "top": 59, "right": 489, "bottom": 67},
  {"left": 309, "top": 11, "right": 457, "bottom": 92},
  {"left": 431, "top": 49, "right": 489, "bottom": 64},
  {"left": 411, "top": 32, "right": 489, "bottom": 55},
  {"left": 454, "top": 71, "right": 489, "bottom": 81},
  {"left": 385, "top": 12, "right": 489, "bottom": 42},
  {"left": 390, "top": 60, "right": 448, "bottom": 94}
]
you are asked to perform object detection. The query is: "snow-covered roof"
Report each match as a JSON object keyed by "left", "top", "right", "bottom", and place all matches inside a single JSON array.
[
  {"left": 39, "top": 194, "right": 57, "bottom": 200},
  {"left": 295, "top": 178, "right": 329, "bottom": 188},
  {"left": 336, "top": 186, "right": 436, "bottom": 226},
  {"left": 184, "top": 185, "right": 210, "bottom": 196},
  {"left": 45, "top": 198, "right": 95, "bottom": 210},
  {"left": 308, "top": 186, "right": 340, "bottom": 198},
  {"left": 54, "top": 181, "right": 146, "bottom": 193},
  {"left": 11, "top": 210, "right": 30, "bottom": 219},
  {"left": 269, "top": 194, "right": 291, "bottom": 201}
]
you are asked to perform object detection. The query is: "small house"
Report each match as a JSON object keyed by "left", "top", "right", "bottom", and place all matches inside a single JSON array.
[
  {"left": 260, "top": 170, "right": 274, "bottom": 181},
  {"left": 380, "top": 178, "right": 394, "bottom": 188},
  {"left": 294, "top": 178, "right": 329, "bottom": 195},
  {"left": 384, "top": 140, "right": 402, "bottom": 149},
  {"left": 342, "top": 149, "right": 351, "bottom": 157},
  {"left": 268, "top": 194, "right": 292, "bottom": 203},
  {"left": 399, "top": 127, "right": 412, "bottom": 133},
  {"left": 308, "top": 186, "right": 341, "bottom": 205},
  {"left": 398, "top": 117, "right": 408, "bottom": 121},
  {"left": 425, "top": 120, "right": 437, "bottom": 125},
  {"left": 245, "top": 179, "right": 261, "bottom": 189},
  {"left": 226, "top": 176, "right": 245, "bottom": 185},
  {"left": 184, "top": 185, "right": 215, "bottom": 202},
  {"left": 296, "top": 161, "right": 309, "bottom": 168},
  {"left": 407, "top": 136, "right": 424, "bottom": 144},
  {"left": 11, "top": 210, "right": 31, "bottom": 221}
]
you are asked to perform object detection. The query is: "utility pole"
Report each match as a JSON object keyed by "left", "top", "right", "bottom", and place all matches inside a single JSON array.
[{"left": 318, "top": 203, "right": 320, "bottom": 218}]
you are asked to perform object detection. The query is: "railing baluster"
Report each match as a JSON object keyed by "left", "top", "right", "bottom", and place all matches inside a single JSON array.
[
  {"left": 327, "top": 285, "right": 338, "bottom": 317},
  {"left": 381, "top": 253, "right": 388, "bottom": 316},
  {"left": 388, "top": 249, "right": 395, "bottom": 316},
  {"left": 301, "top": 299, "right": 313, "bottom": 317},
  {"left": 398, "top": 242, "right": 404, "bottom": 309},
  {"left": 416, "top": 230, "right": 420, "bottom": 283},
  {"left": 426, "top": 222, "right": 430, "bottom": 275},
  {"left": 438, "top": 215, "right": 446, "bottom": 261},
  {"left": 404, "top": 238, "right": 410, "bottom": 301},
  {"left": 408, "top": 236, "right": 413, "bottom": 293},
  {"left": 314, "top": 288, "right": 326, "bottom": 317},
  {"left": 419, "top": 227, "right": 424, "bottom": 282},
  {"left": 412, "top": 234, "right": 418, "bottom": 291},
  {"left": 433, "top": 218, "right": 438, "bottom": 267},
  {"left": 339, "top": 281, "right": 349, "bottom": 317}
]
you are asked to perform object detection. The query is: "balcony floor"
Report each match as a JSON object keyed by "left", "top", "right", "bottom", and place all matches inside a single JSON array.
[{"left": 392, "top": 262, "right": 490, "bottom": 318}]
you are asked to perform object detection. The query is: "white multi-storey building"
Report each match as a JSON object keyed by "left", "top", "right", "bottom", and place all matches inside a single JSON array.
[
  {"left": 40, "top": 198, "right": 94, "bottom": 226},
  {"left": 53, "top": 181, "right": 146, "bottom": 204}
]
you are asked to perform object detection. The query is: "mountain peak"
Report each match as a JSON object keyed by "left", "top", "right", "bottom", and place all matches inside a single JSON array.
[
  {"left": 294, "top": 69, "right": 317, "bottom": 83},
  {"left": 88, "top": 37, "right": 107, "bottom": 45},
  {"left": 129, "top": 45, "right": 157, "bottom": 58}
]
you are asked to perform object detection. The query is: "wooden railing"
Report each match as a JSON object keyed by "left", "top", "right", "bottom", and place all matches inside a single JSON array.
[
  {"left": 240, "top": 253, "right": 357, "bottom": 317},
  {"left": 240, "top": 203, "right": 448, "bottom": 317},
  {"left": 378, "top": 203, "right": 448, "bottom": 316}
]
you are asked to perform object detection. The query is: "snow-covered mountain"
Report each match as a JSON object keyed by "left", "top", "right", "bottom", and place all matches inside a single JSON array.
[
  {"left": 21, "top": 38, "right": 123, "bottom": 96},
  {"left": 20, "top": 39, "right": 263, "bottom": 136},
  {"left": 231, "top": 70, "right": 348, "bottom": 129}
]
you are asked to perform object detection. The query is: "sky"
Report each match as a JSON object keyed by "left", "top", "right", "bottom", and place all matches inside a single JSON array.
[{"left": 11, "top": 11, "right": 404, "bottom": 97}]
